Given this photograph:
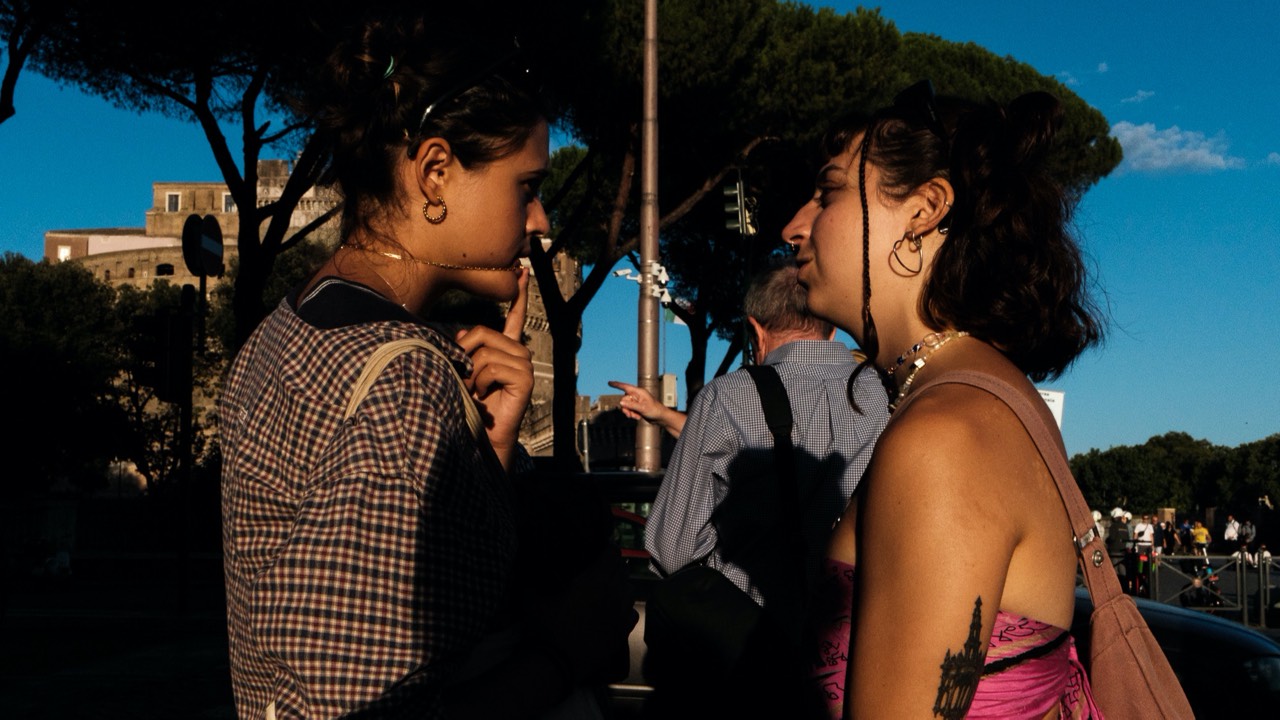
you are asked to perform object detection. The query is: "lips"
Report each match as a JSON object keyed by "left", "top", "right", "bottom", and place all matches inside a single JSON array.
[{"left": 794, "top": 258, "right": 812, "bottom": 288}]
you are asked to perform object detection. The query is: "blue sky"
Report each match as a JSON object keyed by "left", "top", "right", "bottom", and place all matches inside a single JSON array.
[{"left": 2, "top": 2, "right": 1277, "bottom": 457}]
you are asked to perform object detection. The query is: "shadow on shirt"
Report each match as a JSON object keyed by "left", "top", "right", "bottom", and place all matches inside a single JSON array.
[{"left": 712, "top": 445, "right": 853, "bottom": 641}]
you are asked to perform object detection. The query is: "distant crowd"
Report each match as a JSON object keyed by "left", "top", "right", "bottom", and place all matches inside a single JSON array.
[{"left": 1103, "top": 509, "right": 1272, "bottom": 600}]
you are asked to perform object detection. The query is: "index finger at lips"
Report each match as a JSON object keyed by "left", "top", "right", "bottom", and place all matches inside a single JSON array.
[
  {"left": 502, "top": 267, "right": 530, "bottom": 342},
  {"left": 456, "top": 325, "right": 531, "bottom": 359}
]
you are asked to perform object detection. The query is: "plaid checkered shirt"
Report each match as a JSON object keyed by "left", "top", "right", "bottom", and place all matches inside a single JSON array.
[
  {"left": 221, "top": 291, "right": 517, "bottom": 719},
  {"left": 645, "top": 340, "right": 888, "bottom": 604}
]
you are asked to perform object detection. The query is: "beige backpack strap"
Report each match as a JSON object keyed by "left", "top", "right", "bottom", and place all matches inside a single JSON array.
[{"left": 343, "top": 338, "right": 482, "bottom": 440}]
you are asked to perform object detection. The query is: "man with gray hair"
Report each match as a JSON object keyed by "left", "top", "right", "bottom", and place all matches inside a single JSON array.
[
  {"left": 631, "top": 258, "right": 887, "bottom": 716},
  {"left": 642, "top": 258, "right": 887, "bottom": 608}
]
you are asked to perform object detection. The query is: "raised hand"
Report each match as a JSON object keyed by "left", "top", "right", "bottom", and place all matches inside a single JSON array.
[
  {"left": 456, "top": 268, "right": 534, "bottom": 471},
  {"left": 607, "top": 380, "right": 686, "bottom": 438}
]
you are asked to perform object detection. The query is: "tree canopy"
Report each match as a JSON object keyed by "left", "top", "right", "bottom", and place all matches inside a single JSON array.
[
  {"left": 14, "top": 1, "right": 1126, "bottom": 468},
  {"left": 0, "top": 253, "right": 126, "bottom": 492},
  {"left": 0, "top": 254, "right": 225, "bottom": 495},
  {"left": 538, "top": 1, "right": 1123, "bottom": 449},
  {"left": 24, "top": 3, "right": 345, "bottom": 347},
  {"left": 1071, "top": 432, "right": 1280, "bottom": 523}
]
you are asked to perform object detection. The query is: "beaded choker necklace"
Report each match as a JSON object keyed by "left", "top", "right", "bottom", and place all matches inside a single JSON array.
[
  {"left": 884, "top": 338, "right": 927, "bottom": 376},
  {"left": 342, "top": 245, "right": 521, "bottom": 273},
  {"left": 887, "top": 330, "right": 968, "bottom": 412}
]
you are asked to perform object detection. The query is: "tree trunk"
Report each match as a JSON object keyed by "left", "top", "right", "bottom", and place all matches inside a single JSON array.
[
  {"left": 549, "top": 317, "right": 583, "bottom": 471},
  {"left": 714, "top": 328, "right": 745, "bottom": 378},
  {"left": 684, "top": 317, "right": 709, "bottom": 406},
  {"left": 231, "top": 222, "right": 271, "bottom": 351}
]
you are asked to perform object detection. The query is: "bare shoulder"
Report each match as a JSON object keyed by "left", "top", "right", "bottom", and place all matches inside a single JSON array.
[{"left": 867, "top": 383, "right": 1042, "bottom": 526}]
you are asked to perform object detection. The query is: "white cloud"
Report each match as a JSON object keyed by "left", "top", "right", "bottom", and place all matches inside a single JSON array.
[
  {"left": 1058, "top": 71, "right": 1079, "bottom": 86},
  {"left": 1267, "top": 152, "right": 1280, "bottom": 165},
  {"left": 1111, "top": 122, "right": 1246, "bottom": 172},
  {"left": 1122, "top": 90, "right": 1155, "bottom": 103},
  {"left": 1097, "top": 62, "right": 1109, "bottom": 73}
]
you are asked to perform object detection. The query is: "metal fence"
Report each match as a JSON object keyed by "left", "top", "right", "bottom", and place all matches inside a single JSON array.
[{"left": 1107, "top": 551, "right": 1278, "bottom": 628}]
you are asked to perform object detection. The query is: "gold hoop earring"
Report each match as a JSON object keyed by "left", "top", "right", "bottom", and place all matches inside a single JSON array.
[
  {"left": 422, "top": 197, "right": 447, "bottom": 225},
  {"left": 891, "top": 232, "right": 923, "bottom": 276}
]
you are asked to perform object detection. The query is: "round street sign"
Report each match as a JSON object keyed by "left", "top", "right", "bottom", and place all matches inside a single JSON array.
[
  {"left": 182, "top": 214, "right": 224, "bottom": 277},
  {"left": 200, "top": 215, "right": 224, "bottom": 276}
]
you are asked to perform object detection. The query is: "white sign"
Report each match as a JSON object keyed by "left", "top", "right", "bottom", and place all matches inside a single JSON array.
[{"left": 1038, "top": 389, "right": 1065, "bottom": 429}]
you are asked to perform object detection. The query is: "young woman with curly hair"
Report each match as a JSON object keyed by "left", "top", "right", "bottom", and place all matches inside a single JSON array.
[{"left": 787, "top": 82, "right": 1105, "bottom": 719}]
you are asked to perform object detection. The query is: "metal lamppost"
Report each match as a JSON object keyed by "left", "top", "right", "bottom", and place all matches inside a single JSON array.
[{"left": 635, "top": 0, "right": 662, "bottom": 472}]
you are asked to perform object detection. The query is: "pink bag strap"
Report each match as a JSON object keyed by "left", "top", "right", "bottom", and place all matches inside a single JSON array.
[{"left": 894, "top": 370, "right": 1127, "bottom": 608}]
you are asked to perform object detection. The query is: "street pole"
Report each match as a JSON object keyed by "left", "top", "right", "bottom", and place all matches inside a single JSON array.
[{"left": 635, "top": 0, "right": 662, "bottom": 472}]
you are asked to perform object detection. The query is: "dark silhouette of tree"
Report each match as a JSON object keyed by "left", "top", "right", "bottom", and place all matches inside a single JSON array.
[
  {"left": 27, "top": 4, "right": 342, "bottom": 348},
  {"left": 0, "top": 253, "right": 125, "bottom": 493},
  {"left": 0, "top": 0, "right": 60, "bottom": 125},
  {"left": 17, "top": 1, "right": 1125, "bottom": 471},
  {"left": 900, "top": 33, "right": 1123, "bottom": 199},
  {"left": 114, "top": 281, "right": 221, "bottom": 494},
  {"left": 539, "top": 2, "right": 1122, "bottom": 466}
]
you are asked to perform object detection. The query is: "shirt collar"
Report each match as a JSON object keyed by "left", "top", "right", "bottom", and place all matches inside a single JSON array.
[{"left": 762, "top": 339, "right": 858, "bottom": 366}]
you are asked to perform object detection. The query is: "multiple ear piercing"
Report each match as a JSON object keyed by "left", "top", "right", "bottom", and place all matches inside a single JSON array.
[
  {"left": 891, "top": 231, "right": 924, "bottom": 275},
  {"left": 890, "top": 198, "right": 952, "bottom": 276}
]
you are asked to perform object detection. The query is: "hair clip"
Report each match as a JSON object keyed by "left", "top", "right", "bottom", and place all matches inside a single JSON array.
[
  {"left": 383, "top": 57, "right": 397, "bottom": 80},
  {"left": 893, "top": 79, "right": 949, "bottom": 152}
]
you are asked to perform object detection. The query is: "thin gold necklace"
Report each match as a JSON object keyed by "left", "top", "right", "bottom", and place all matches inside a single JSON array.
[
  {"left": 889, "top": 331, "right": 968, "bottom": 412},
  {"left": 343, "top": 244, "right": 520, "bottom": 273}
]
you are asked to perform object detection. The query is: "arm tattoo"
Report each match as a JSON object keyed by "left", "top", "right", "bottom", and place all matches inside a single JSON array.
[{"left": 932, "top": 597, "right": 985, "bottom": 719}]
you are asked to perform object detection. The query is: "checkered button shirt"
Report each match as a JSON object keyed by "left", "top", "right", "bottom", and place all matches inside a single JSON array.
[
  {"left": 220, "top": 297, "right": 517, "bottom": 719},
  {"left": 645, "top": 340, "right": 888, "bottom": 604}
]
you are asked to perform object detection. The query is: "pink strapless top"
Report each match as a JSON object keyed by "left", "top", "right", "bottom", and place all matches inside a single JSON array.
[{"left": 812, "top": 558, "right": 1101, "bottom": 719}]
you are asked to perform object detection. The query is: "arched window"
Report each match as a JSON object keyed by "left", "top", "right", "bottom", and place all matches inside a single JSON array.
[{"left": 156, "top": 263, "right": 175, "bottom": 276}]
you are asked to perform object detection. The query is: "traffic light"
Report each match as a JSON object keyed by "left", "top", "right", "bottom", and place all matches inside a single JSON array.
[
  {"left": 723, "top": 174, "right": 757, "bottom": 236},
  {"left": 724, "top": 178, "right": 745, "bottom": 231}
]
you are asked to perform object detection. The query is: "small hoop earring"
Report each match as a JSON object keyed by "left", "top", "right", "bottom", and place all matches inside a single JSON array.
[
  {"left": 423, "top": 197, "right": 447, "bottom": 224},
  {"left": 891, "top": 232, "right": 923, "bottom": 276}
]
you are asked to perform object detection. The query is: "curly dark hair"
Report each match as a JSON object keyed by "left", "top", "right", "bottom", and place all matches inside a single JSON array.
[
  {"left": 824, "top": 83, "right": 1103, "bottom": 395},
  {"left": 297, "top": 14, "right": 547, "bottom": 243}
]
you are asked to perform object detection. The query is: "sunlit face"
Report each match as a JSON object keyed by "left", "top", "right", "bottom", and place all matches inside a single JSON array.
[
  {"left": 782, "top": 140, "right": 882, "bottom": 338},
  {"left": 435, "top": 120, "right": 550, "bottom": 300},
  {"left": 783, "top": 140, "right": 906, "bottom": 345}
]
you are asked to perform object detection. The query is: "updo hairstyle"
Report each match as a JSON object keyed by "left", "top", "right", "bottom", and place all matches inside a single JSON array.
[
  {"left": 301, "top": 15, "right": 546, "bottom": 242},
  {"left": 826, "top": 83, "right": 1102, "bottom": 389}
]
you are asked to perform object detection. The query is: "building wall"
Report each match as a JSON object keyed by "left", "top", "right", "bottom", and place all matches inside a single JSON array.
[{"left": 146, "top": 182, "right": 237, "bottom": 238}]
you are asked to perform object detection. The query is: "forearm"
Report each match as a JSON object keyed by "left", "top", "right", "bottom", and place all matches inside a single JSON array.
[{"left": 654, "top": 406, "right": 687, "bottom": 438}]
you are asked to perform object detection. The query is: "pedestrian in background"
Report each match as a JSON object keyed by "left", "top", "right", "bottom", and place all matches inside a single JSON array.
[
  {"left": 1241, "top": 519, "right": 1258, "bottom": 550},
  {"left": 1191, "top": 520, "right": 1212, "bottom": 556}
]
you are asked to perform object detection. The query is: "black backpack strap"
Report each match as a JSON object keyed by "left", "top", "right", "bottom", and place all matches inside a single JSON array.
[{"left": 743, "top": 365, "right": 801, "bottom": 554}]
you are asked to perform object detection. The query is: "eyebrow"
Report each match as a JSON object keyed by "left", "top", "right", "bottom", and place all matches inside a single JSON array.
[{"left": 816, "top": 163, "right": 850, "bottom": 186}]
